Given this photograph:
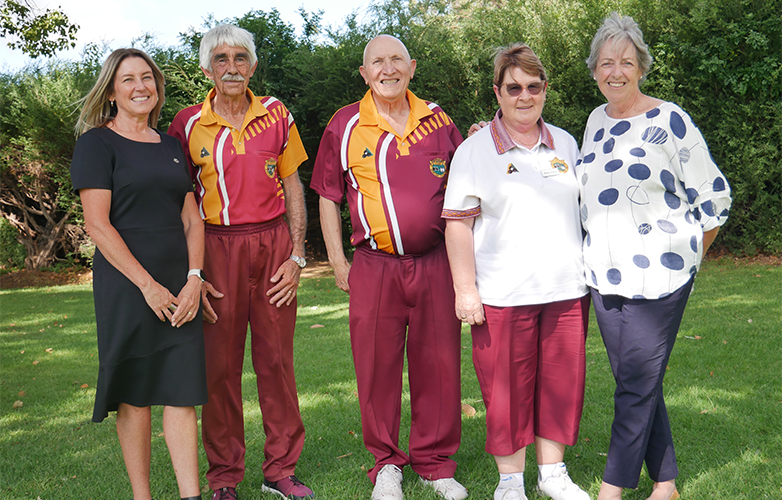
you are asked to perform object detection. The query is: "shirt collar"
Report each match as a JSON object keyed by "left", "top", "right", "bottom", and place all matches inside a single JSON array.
[
  {"left": 199, "top": 88, "right": 268, "bottom": 126},
  {"left": 489, "top": 109, "right": 555, "bottom": 154},
  {"left": 358, "top": 89, "right": 434, "bottom": 139}
]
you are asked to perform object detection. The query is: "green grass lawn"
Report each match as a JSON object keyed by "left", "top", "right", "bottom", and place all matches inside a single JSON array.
[{"left": 1, "top": 258, "right": 780, "bottom": 499}]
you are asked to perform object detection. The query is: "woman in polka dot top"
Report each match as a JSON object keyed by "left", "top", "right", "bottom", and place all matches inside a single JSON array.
[{"left": 576, "top": 12, "right": 732, "bottom": 500}]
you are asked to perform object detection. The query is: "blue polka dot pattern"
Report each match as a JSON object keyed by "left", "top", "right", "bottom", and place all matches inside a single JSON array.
[
  {"left": 638, "top": 223, "right": 652, "bottom": 235},
  {"left": 628, "top": 163, "right": 651, "bottom": 180},
  {"left": 661, "top": 252, "right": 684, "bottom": 270},
  {"left": 607, "top": 268, "right": 622, "bottom": 284},
  {"left": 642, "top": 126, "right": 668, "bottom": 144},
  {"left": 670, "top": 111, "right": 686, "bottom": 139},
  {"left": 657, "top": 220, "right": 677, "bottom": 234},
  {"left": 577, "top": 103, "right": 731, "bottom": 299},
  {"left": 599, "top": 188, "right": 619, "bottom": 205},
  {"left": 660, "top": 170, "right": 676, "bottom": 192},
  {"left": 610, "top": 121, "right": 631, "bottom": 135},
  {"left": 633, "top": 255, "right": 650, "bottom": 268},
  {"left": 605, "top": 159, "right": 623, "bottom": 172},
  {"left": 664, "top": 191, "right": 681, "bottom": 209}
]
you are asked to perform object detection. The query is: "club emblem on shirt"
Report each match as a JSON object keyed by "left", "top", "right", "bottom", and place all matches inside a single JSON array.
[
  {"left": 362, "top": 148, "right": 374, "bottom": 158},
  {"left": 507, "top": 163, "right": 519, "bottom": 174},
  {"left": 430, "top": 158, "right": 447, "bottom": 178},
  {"left": 550, "top": 157, "right": 568, "bottom": 173},
  {"left": 200, "top": 147, "right": 210, "bottom": 158},
  {"left": 265, "top": 158, "right": 278, "bottom": 178}
]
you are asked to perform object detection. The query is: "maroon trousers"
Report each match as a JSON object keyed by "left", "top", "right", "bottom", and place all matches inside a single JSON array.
[
  {"left": 202, "top": 219, "right": 305, "bottom": 490},
  {"left": 472, "top": 296, "right": 590, "bottom": 456},
  {"left": 349, "top": 243, "right": 463, "bottom": 483}
]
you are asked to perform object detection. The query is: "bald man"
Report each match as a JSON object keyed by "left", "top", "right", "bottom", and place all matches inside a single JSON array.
[{"left": 310, "top": 35, "right": 467, "bottom": 500}]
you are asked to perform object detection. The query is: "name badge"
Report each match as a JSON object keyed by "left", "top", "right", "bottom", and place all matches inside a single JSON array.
[{"left": 541, "top": 168, "right": 561, "bottom": 177}]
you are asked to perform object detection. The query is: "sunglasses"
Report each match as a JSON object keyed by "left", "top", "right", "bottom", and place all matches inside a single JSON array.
[{"left": 499, "top": 81, "right": 547, "bottom": 96}]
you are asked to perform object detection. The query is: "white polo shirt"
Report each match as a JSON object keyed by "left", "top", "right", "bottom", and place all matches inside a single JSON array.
[{"left": 443, "top": 111, "right": 587, "bottom": 307}]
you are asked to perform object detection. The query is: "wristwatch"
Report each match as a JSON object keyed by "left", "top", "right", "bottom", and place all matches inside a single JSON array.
[
  {"left": 187, "top": 269, "right": 205, "bottom": 282},
  {"left": 289, "top": 255, "right": 307, "bottom": 268}
]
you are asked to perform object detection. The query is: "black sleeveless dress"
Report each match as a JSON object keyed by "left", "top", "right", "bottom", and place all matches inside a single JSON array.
[{"left": 71, "top": 128, "right": 207, "bottom": 422}]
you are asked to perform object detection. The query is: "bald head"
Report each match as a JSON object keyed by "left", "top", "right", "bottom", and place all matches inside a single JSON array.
[{"left": 363, "top": 35, "right": 411, "bottom": 66}]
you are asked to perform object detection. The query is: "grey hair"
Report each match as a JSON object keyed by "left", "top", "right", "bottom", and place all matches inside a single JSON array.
[
  {"left": 586, "top": 12, "right": 653, "bottom": 78},
  {"left": 199, "top": 24, "right": 258, "bottom": 72}
]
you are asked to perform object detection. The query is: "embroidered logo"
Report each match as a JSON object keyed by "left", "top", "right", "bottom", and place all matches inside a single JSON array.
[
  {"left": 265, "top": 158, "right": 278, "bottom": 178},
  {"left": 429, "top": 158, "right": 447, "bottom": 178},
  {"left": 362, "top": 148, "right": 374, "bottom": 158},
  {"left": 507, "top": 163, "right": 519, "bottom": 174},
  {"left": 551, "top": 157, "right": 568, "bottom": 173},
  {"left": 200, "top": 147, "right": 210, "bottom": 158}
]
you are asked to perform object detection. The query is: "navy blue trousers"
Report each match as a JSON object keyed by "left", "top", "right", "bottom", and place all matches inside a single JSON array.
[{"left": 591, "top": 277, "right": 693, "bottom": 488}]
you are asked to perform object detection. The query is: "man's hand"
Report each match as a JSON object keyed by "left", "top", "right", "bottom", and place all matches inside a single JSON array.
[
  {"left": 332, "top": 259, "right": 351, "bottom": 293},
  {"left": 267, "top": 258, "right": 301, "bottom": 307},
  {"left": 467, "top": 120, "right": 489, "bottom": 138},
  {"left": 201, "top": 280, "right": 224, "bottom": 324}
]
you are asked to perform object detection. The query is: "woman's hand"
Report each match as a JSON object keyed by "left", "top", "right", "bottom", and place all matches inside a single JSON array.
[
  {"left": 140, "top": 281, "right": 179, "bottom": 323},
  {"left": 456, "top": 288, "right": 485, "bottom": 325},
  {"left": 171, "top": 276, "right": 203, "bottom": 327}
]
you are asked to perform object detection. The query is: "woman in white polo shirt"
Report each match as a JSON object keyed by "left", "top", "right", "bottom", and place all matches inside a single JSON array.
[{"left": 443, "top": 43, "right": 589, "bottom": 500}]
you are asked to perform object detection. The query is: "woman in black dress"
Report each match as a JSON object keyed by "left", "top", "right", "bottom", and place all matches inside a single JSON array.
[{"left": 71, "top": 48, "right": 206, "bottom": 500}]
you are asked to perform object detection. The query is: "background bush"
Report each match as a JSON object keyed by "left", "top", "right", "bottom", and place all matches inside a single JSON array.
[{"left": 1, "top": 0, "right": 779, "bottom": 266}]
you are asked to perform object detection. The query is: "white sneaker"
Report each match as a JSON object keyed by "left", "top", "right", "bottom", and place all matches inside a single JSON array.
[
  {"left": 537, "top": 464, "right": 590, "bottom": 500},
  {"left": 494, "top": 486, "right": 528, "bottom": 500},
  {"left": 372, "top": 464, "right": 404, "bottom": 500},
  {"left": 420, "top": 477, "right": 469, "bottom": 500}
]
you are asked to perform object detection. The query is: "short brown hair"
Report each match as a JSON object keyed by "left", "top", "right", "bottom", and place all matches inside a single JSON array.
[{"left": 493, "top": 43, "right": 548, "bottom": 88}]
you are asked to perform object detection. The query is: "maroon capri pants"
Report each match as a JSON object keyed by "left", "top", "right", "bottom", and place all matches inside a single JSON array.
[
  {"left": 349, "top": 243, "right": 462, "bottom": 483},
  {"left": 472, "top": 295, "right": 590, "bottom": 456},
  {"left": 201, "top": 218, "right": 305, "bottom": 490}
]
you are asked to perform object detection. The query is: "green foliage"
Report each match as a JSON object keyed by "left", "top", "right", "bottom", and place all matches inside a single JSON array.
[
  {"left": 1, "top": 263, "right": 781, "bottom": 498},
  {"left": 0, "top": 0, "right": 79, "bottom": 57},
  {"left": 0, "top": 61, "right": 90, "bottom": 269},
  {"left": 0, "top": 216, "right": 26, "bottom": 268},
  {"left": 0, "top": 0, "right": 778, "bottom": 256}
]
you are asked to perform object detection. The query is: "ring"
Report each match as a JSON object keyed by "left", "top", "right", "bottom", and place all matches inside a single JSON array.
[
  {"left": 460, "top": 315, "right": 467, "bottom": 319},
  {"left": 287, "top": 291, "right": 292, "bottom": 294},
  {"left": 187, "top": 311, "right": 193, "bottom": 315}
]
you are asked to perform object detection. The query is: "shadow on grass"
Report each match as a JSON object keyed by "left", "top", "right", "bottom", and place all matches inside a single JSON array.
[{"left": 1, "top": 261, "right": 780, "bottom": 499}]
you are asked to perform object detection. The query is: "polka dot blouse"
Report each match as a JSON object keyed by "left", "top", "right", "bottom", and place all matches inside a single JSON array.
[{"left": 576, "top": 102, "right": 731, "bottom": 299}]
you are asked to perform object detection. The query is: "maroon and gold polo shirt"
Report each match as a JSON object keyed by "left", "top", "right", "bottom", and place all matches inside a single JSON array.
[
  {"left": 311, "top": 89, "right": 463, "bottom": 255},
  {"left": 168, "top": 89, "right": 307, "bottom": 226}
]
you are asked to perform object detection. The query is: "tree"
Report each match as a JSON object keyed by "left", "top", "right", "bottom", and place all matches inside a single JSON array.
[
  {"left": 0, "top": 0, "right": 79, "bottom": 57},
  {"left": 0, "top": 64, "right": 90, "bottom": 270}
]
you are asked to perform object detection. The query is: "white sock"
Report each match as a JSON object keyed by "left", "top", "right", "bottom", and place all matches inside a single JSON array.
[
  {"left": 497, "top": 472, "right": 524, "bottom": 490},
  {"left": 538, "top": 462, "right": 566, "bottom": 482}
]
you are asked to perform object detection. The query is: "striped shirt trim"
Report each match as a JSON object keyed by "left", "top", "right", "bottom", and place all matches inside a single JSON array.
[
  {"left": 377, "top": 133, "right": 404, "bottom": 254},
  {"left": 442, "top": 206, "right": 481, "bottom": 219}
]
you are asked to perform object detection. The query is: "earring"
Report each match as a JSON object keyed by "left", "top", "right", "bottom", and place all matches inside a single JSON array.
[{"left": 109, "top": 100, "right": 115, "bottom": 106}]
